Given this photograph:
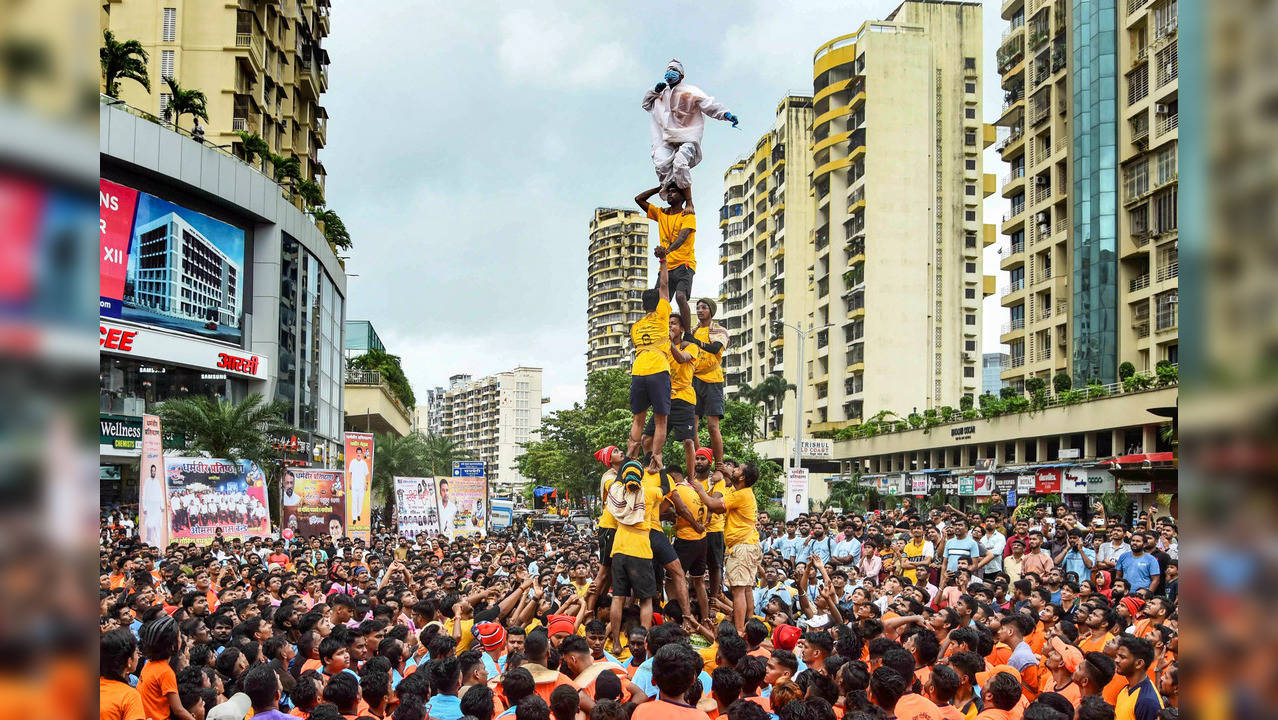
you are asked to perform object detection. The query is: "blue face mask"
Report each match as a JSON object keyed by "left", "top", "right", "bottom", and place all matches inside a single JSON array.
[{"left": 664, "top": 70, "right": 681, "bottom": 86}]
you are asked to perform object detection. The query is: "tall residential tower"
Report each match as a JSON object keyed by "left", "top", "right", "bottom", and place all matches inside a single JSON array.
[{"left": 586, "top": 208, "right": 648, "bottom": 375}]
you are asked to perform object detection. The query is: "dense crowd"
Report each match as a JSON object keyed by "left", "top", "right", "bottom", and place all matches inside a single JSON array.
[{"left": 100, "top": 480, "right": 1178, "bottom": 720}]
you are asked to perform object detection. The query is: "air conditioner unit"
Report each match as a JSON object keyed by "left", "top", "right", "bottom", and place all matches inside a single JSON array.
[
  {"left": 1155, "top": 104, "right": 1171, "bottom": 114},
  {"left": 1035, "top": 175, "right": 1049, "bottom": 186},
  {"left": 1036, "top": 211, "right": 1050, "bottom": 224}
]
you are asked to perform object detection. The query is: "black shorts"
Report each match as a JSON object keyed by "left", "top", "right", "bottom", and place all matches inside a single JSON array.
[
  {"left": 660, "top": 265, "right": 694, "bottom": 299},
  {"left": 611, "top": 553, "right": 658, "bottom": 599},
  {"left": 674, "top": 537, "right": 708, "bottom": 576},
  {"left": 645, "top": 399, "right": 695, "bottom": 442},
  {"left": 598, "top": 528, "right": 616, "bottom": 567},
  {"left": 630, "top": 372, "right": 672, "bottom": 416},
  {"left": 706, "top": 531, "right": 726, "bottom": 574},
  {"left": 693, "top": 378, "right": 725, "bottom": 418},
  {"left": 650, "top": 529, "right": 678, "bottom": 566}
]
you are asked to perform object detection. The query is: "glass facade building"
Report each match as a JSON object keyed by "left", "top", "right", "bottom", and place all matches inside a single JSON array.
[
  {"left": 276, "top": 233, "right": 344, "bottom": 442},
  {"left": 1071, "top": 0, "right": 1119, "bottom": 384}
]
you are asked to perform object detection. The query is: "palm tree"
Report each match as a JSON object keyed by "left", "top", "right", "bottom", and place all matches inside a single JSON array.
[
  {"left": 235, "top": 130, "right": 271, "bottom": 172},
  {"left": 270, "top": 153, "right": 301, "bottom": 185},
  {"left": 310, "top": 208, "right": 352, "bottom": 251},
  {"left": 161, "top": 76, "right": 208, "bottom": 132},
  {"left": 296, "top": 179, "right": 325, "bottom": 209},
  {"left": 157, "top": 393, "right": 291, "bottom": 468},
  {"left": 371, "top": 433, "right": 430, "bottom": 508},
  {"left": 421, "top": 432, "right": 475, "bottom": 476},
  {"left": 757, "top": 374, "right": 797, "bottom": 434},
  {"left": 100, "top": 30, "right": 150, "bottom": 99}
]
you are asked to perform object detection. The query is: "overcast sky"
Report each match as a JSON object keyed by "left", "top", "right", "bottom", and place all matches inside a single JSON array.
[{"left": 324, "top": 0, "right": 1010, "bottom": 411}]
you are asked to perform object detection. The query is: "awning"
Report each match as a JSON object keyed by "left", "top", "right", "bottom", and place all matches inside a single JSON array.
[{"left": 1108, "top": 452, "right": 1174, "bottom": 465}]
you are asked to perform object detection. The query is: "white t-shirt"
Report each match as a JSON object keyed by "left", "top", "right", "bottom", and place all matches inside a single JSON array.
[{"left": 439, "top": 500, "right": 457, "bottom": 535}]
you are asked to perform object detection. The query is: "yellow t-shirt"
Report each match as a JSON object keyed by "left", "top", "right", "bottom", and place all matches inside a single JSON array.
[
  {"left": 692, "top": 326, "right": 726, "bottom": 383},
  {"left": 631, "top": 298, "right": 672, "bottom": 376},
  {"left": 671, "top": 342, "right": 699, "bottom": 405},
  {"left": 646, "top": 205, "right": 696, "bottom": 271},
  {"left": 903, "top": 538, "right": 930, "bottom": 584},
  {"left": 447, "top": 618, "right": 476, "bottom": 652},
  {"left": 611, "top": 481, "right": 660, "bottom": 560},
  {"left": 599, "top": 470, "right": 618, "bottom": 530},
  {"left": 673, "top": 483, "right": 708, "bottom": 541},
  {"left": 723, "top": 484, "right": 759, "bottom": 548},
  {"left": 641, "top": 470, "right": 672, "bottom": 529},
  {"left": 703, "top": 476, "right": 727, "bottom": 533}
]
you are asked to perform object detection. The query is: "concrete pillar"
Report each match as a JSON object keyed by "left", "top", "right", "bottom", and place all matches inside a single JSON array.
[
  {"left": 1035, "top": 437, "right": 1048, "bottom": 462},
  {"left": 994, "top": 442, "right": 1005, "bottom": 465},
  {"left": 1112, "top": 428, "right": 1125, "bottom": 456},
  {"left": 1084, "top": 432, "right": 1097, "bottom": 459},
  {"left": 1142, "top": 425, "right": 1158, "bottom": 453},
  {"left": 930, "top": 449, "right": 941, "bottom": 469},
  {"left": 1014, "top": 440, "right": 1026, "bottom": 464}
]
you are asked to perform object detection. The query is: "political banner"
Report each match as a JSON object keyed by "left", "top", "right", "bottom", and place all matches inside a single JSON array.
[
  {"left": 163, "top": 458, "right": 270, "bottom": 544},
  {"left": 344, "top": 432, "right": 374, "bottom": 542},
  {"left": 973, "top": 474, "right": 995, "bottom": 496},
  {"left": 785, "top": 468, "right": 810, "bottom": 521},
  {"left": 138, "top": 414, "right": 168, "bottom": 547},
  {"left": 280, "top": 468, "right": 345, "bottom": 541},
  {"left": 438, "top": 475, "right": 487, "bottom": 539},
  {"left": 395, "top": 476, "right": 441, "bottom": 539}
]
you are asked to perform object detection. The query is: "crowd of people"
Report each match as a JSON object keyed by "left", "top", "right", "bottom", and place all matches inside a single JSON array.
[{"left": 102, "top": 60, "right": 1177, "bottom": 720}]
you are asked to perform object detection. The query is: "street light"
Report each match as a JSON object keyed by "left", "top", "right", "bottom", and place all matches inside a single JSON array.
[{"left": 770, "top": 320, "right": 833, "bottom": 472}]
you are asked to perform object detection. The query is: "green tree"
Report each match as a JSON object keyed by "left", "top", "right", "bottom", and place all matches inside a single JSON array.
[
  {"left": 157, "top": 393, "right": 291, "bottom": 468},
  {"left": 270, "top": 153, "right": 301, "bottom": 185},
  {"left": 310, "top": 208, "right": 352, "bottom": 251},
  {"left": 296, "top": 179, "right": 325, "bottom": 208},
  {"left": 370, "top": 432, "right": 430, "bottom": 507},
  {"left": 161, "top": 76, "right": 208, "bottom": 131},
  {"left": 736, "top": 374, "right": 796, "bottom": 438},
  {"left": 421, "top": 432, "right": 475, "bottom": 476},
  {"left": 235, "top": 130, "right": 271, "bottom": 172},
  {"left": 100, "top": 30, "right": 150, "bottom": 99},
  {"left": 347, "top": 348, "right": 415, "bottom": 408}
]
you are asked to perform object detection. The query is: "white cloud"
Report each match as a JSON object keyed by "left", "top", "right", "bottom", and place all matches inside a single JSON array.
[{"left": 497, "top": 8, "right": 639, "bottom": 88}]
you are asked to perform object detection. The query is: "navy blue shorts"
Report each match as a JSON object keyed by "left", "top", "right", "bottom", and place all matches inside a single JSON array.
[{"left": 630, "top": 372, "right": 672, "bottom": 415}]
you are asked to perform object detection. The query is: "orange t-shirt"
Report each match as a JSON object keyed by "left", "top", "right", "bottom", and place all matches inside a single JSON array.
[
  {"left": 975, "top": 710, "right": 1012, "bottom": 720},
  {"left": 138, "top": 659, "right": 177, "bottom": 720},
  {"left": 915, "top": 665, "right": 934, "bottom": 688},
  {"left": 743, "top": 696, "right": 772, "bottom": 714},
  {"left": 937, "top": 704, "right": 966, "bottom": 720},
  {"left": 289, "top": 708, "right": 309, "bottom": 718},
  {"left": 1102, "top": 674, "right": 1126, "bottom": 705},
  {"left": 985, "top": 644, "right": 1012, "bottom": 667},
  {"left": 1026, "top": 625, "right": 1046, "bottom": 655},
  {"left": 1051, "top": 681, "right": 1082, "bottom": 708},
  {"left": 1077, "top": 632, "right": 1113, "bottom": 655},
  {"left": 100, "top": 677, "right": 145, "bottom": 720},
  {"left": 633, "top": 698, "right": 711, "bottom": 720},
  {"left": 894, "top": 693, "right": 943, "bottom": 720}
]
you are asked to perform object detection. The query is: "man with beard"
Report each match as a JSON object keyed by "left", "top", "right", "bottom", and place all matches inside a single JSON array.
[
  {"left": 692, "top": 449, "right": 728, "bottom": 609},
  {"left": 1114, "top": 635, "right": 1163, "bottom": 720}
]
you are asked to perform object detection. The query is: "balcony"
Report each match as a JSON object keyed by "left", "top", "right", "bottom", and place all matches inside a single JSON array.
[
  {"left": 1129, "top": 273, "right": 1151, "bottom": 292},
  {"left": 344, "top": 369, "right": 413, "bottom": 437},
  {"left": 1001, "top": 278, "right": 1026, "bottom": 299},
  {"left": 1156, "top": 259, "right": 1179, "bottom": 283},
  {"left": 297, "top": 57, "right": 320, "bottom": 99},
  {"left": 1157, "top": 111, "right": 1178, "bottom": 137},
  {"left": 235, "top": 23, "right": 265, "bottom": 72},
  {"left": 1002, "top": 317, "right": 1026, "bottom": 333},
  {"left": 997, "top": 127, "right": 1025, "bottom": 155}
]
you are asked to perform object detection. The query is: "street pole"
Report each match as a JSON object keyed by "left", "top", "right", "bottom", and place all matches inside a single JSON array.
[{"left": 794, "top": 324, "right": 804, "bottom": 474}]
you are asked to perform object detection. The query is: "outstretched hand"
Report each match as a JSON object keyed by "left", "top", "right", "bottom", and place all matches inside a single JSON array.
[{"left": 724, "top": 112, "right": 740, "bottom": 128}]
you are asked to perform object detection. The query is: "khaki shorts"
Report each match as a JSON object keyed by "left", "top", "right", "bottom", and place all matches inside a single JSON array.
[{"left": 724, "top": 542, "right": 762, "bottom": 588}]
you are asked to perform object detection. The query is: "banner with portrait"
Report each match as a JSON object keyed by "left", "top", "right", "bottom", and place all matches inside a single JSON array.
[
  {"left": 137, "top": 414, "right": 168, "bottom": 547},
  {"left": 280, "top": 468, "right": 346, "bottom": 541},
  {"left": 343, "top": 432, "right": 374, "bottom": 542},
  {"left": 394, "top": 476, "right": 441, "bottom": 539},
  {"left": 438, "top": 475, "right": 487, "bottom": 539},
  {"left": 163, "top": 457, "right": 270, "bottom": 544}
]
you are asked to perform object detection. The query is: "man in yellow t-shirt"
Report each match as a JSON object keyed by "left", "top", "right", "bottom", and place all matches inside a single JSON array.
[
  {"left": 689, "top": 298, "right": 730, "bottom": 465},
  {"left": 672, "top": 465, "right": 709, "bottom": 622},
  {"left": 641, "top": 313, "right": 699, "bottom": 482},
  {"left": 693, "top": 450, "right": 730, "bottom": 607},
  {"left": 635, "top": 184, "right": 696, "bottom": 334},
  {"left": 608, "top": 461, "right": 660, "bottom": 651},
  {"left": 690, "top": 461, "right": 761, "bottom": 633},
  {"left": 628, "top": 257, "right": 671, "bottom": 466},
  {"left": 587, "top": 446, "right": 624, "bottom": 615}
]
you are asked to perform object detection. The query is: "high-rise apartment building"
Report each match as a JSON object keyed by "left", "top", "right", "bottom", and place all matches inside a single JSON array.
[
  {"left": 412, "top": 387, "right": 446, "bottom": 435},
  {"left": 717, "top": 96, "right": 816, "bottom": 435},
  {"left": 994, "top": 0, "right": 1177, "bottom": 389},
  {"left": 440, "top": 367, "right": 543, "bottom": 493},
  {"left": 586, "top": 208, "right": 649, "bottom": 374},
  {"left": 982, "top": 352, "right": 1009, "bottom": 395},
  {"left": 103, "top": 0, "right": 331, "bottom": 191}
]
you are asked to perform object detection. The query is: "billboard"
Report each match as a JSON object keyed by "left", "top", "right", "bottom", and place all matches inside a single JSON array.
[
  {"left": 138, "top": 414, "right": 168, "bottom": 547},
  {"left": 439, "top": 474, "right": 487, "bottom": 539},
  {"left": 394, "top": 476, "right": 442, "bottom": 539},
  {"left": 344, "top": 433, "right": 374, "bottom": 542},
  {"left": 163, "top": 457, "right": 270, "bottom": 544},
  {"left": 280, "top": 468, "right": 346, "bottom": 540},
  {"left": 785, "top": 468, "right": 809, "bottom": 521},
  {"left": 100, "top": 179, "right": 246, "bottom": 343}
]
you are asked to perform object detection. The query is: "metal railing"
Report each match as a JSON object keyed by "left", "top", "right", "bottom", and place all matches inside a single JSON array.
[
  {"left": 1156, "top": 308, "right": 1178, "bottom": 331},
  {"left": 1156, "top": 260, "right": 1179, "bottom": 283},
  {"left": 1001, "top": 279, "right": 1026, "bottom": 297},
  {"left": 1002, "top": 168, "right": 1026, "bottom": 186},
  {"left": 1157, "top": 112, "right": 1178, "bottom": 136},
  {"left": 1130, "top": 273, "right": 1151, "bottom": 292},
  {"left": 1002, "top": 318, "right": 1026, "bottom": 333}
]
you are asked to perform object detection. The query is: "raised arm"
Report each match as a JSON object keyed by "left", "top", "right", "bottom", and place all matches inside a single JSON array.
[
  {"left": 668, "top": 485, "right": 704, "bottom": 534},
  {"left": 657, "top": 256, "right": 669, "bottom": 301},
  {"left": 635, "top": 186, "right": 661, "bottom": 214},
  {"left": 689, "top": 474, "right": 726, "bottom": 514}
]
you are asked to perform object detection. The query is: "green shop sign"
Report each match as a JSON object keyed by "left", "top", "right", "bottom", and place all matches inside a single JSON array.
[{"left": 100, "top": 414, "right": 185, "bottom": 450}]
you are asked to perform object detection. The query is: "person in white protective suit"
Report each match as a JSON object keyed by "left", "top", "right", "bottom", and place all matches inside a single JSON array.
[{"left": 642, "top": 58, "right": 738, "bottom": 191}]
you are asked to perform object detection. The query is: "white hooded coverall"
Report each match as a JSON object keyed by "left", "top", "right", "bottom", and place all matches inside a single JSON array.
[{"left": 642, "top": 60, "right": 731, "bottom": 190}]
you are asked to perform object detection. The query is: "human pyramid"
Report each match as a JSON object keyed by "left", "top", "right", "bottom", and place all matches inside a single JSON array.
[{"left": 100, "top": 58, "right": 1178, "bottom": 720}]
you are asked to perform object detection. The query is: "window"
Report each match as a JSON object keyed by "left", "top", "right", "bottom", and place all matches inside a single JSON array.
[
  {"left": 1156, "top": 144, "right": 1177, "bottom": 185},
  {"left": 965, "top": 288, "right": 977, "bottom": 299},
  {"left": 965, "top": 82, "right": 977, "bottom": 93},
  {"left": 965, "top": 262, "right": 977, "bottom": 273},
  {"left": 1123, "top": 160, "right": 1149, "bottom": 200},
  {"left": 965, "top": 107, "right": 977, "bottom": 119},
  {"left": 1127, "top": 65, "right": 1149, "bottom": 105},
  {"left": 966, "top": 159, "right": 977, "bottom": 170},
  {"left": 162, "top": 8, "right": 177, "bottom": 42},
  {"left": 965, "top": 129, "right": 977, "bottom": 146},
  {"left": 965, "top": 232, "right": 977, "bottom": 248},
  {"left": 966, "top": 183, "right": 977, "bottom": 196},
  {"left": 966, "top": 210, "right": 977, "bottom": 221},
  {"left": 159, "top": 93, "right": 172, "bottom": 118},
  {"left": 1153, "top": 189, "right": 1177, "bottom": 231},
  {"left": 161, "top": 50, "right": 174, "bottom": 80},
  {"left": 1130, "top": 204, "right": 1149, "bottom": 234},
  {"left": 964, "top": 57, "right": 977, "bottom": 70},
  {"left": 966, "top": 313, "right": 977, "bottom": 325},
  {"left": 964, "top": 366, "right": 976, "bottom": 378},
  {"left": 966, "top": 340, "right": 977, "bottom": 351}
]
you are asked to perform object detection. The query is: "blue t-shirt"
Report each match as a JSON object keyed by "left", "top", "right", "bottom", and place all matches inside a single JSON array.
[
  {"left": 633, "top": 656, "right": 712, "bottom": 701},
  {"left": 427, "top": 694, "right": 464, "bottom": 720},
  {"left": 834, "top": 537, "right": 862, "bottom": 566},
  {"left": 776, "top": 536, "right": 803, "bottom": 562},
  {"left": 1061, "top": 547, "right": 1096, "bottom": 579},
  {"left": 1116, "top": 552, "right": 1160, "bottom": 591},
  {"left": 943, "top": 536, "right": 983, "bottom": 572}
]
